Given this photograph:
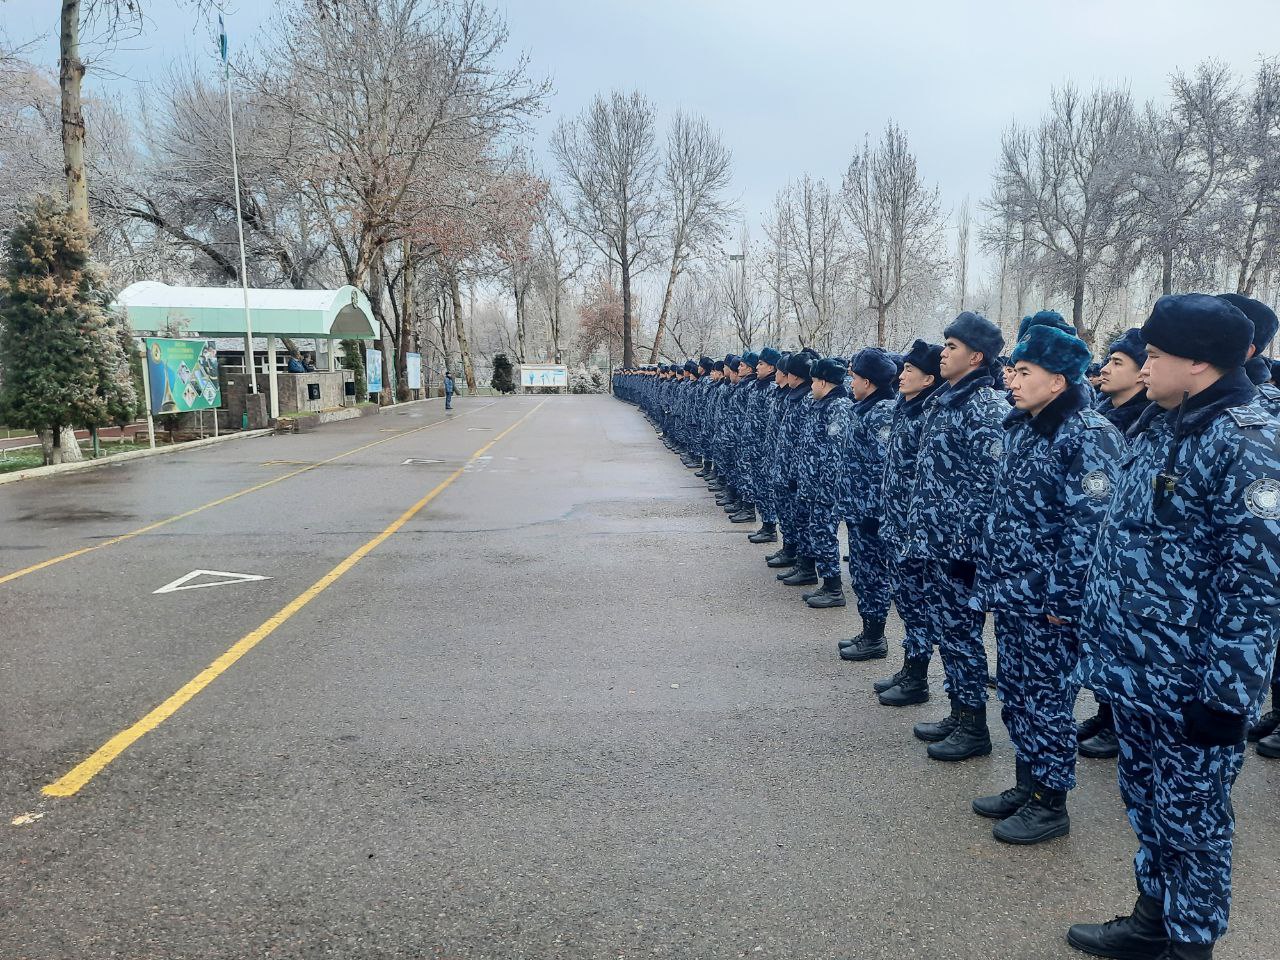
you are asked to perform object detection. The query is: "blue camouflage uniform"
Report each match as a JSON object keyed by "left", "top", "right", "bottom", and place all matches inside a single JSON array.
[
  {"left": 775, "top": 385, "right": 815, "bottom": 556},
  {"left": 742, "top": 369, "right": 776, "bottom": 509},
  {"left": 753, "top": 374, "right": 784, "bottom": 524},
  {"left": 884, "top": 383, "right": 941, "bottom": 663},
  {"left": 796, "top": 383, "right": 851, "bottom": 579},
  {"left": 839, "top": 388, "right": 896, "bottom": 624},
  {"left": 904, "top": 366, "right": 1007, "bottom": 709},
  {"left": 1080, "top": 366, "right": 1280, "bottom": 945},
  {"left": 974, "top": 383, "right": 1125, "bottom": 791}
]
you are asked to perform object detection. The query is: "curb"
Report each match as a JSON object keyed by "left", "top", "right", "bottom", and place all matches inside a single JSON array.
[{"left": 0, "top": 429, "right": 276, "bottom": 485}]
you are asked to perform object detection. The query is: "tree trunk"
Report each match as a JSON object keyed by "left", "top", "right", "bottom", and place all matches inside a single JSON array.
[
  {"left": 876, "top": 303, "right": 888, "bottom": 348},
  {"left": 59, "top": 0, "right": 88, "bottom": 228},
  {"left": 448, "top": 271, "right": 476, "bottom": 391},
  {"left": 396, "top": 241, "right": 414, "bottom": 400},
  {"left": 514, "top": 280, "right": 527, "bottom": 364},
  {"left": 1161, "top": 244, "right": 1174, "bottom": 296},
  {"left": 648, "top": 255, "right": 681, "bottom": 363},
  {"left": 40, "top": 425, "right": 85, "bottom": 465},
  {"left": 1072, "top": 263, "right": 1087, "bottom": 345},
  {"left": 620, "top": 245, "right": 635, "bottom": 369},
  {"left": 551, "top": 286, "right": 562, "bottom": 365}
]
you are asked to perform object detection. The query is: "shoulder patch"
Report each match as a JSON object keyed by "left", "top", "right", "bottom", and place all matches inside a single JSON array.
[
  {"left": 1228, "top": 405, "right": 1272, "bottom": 428},
  {"left": 877, "top": 423, "right": 891, "bottom": 443},
  {"left": 1078, "top": 408, "right": 1112, "bottom": 430},
  {"left": 1082, "top": 469, "right": 1112, "bottom": 500},
  {"left": 1244, "top": 477, "right": 1280, "bottom": 519}
]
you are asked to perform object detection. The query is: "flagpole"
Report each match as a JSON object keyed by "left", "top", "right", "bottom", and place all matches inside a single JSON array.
[{"left": 221, "top": 18, "right": 258, "bottom": 397}]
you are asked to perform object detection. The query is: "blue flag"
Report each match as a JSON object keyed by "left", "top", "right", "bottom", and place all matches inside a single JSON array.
[{"left": 218, "top": 15, "right": 228, "bottom": 63}]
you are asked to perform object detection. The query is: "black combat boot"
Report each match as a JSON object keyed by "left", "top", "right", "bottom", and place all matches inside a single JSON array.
[
  {"left": 805, "top": 577, "right": 845, "bottom": 608},
  {"left": 707, "top": 479, "right": 725, "bottom": 492},
  {"left": 748, "top": 521, "right": 778, "bottom": 543},
  {"left": 1248, "top": 703, "right": 1280, "bottom": 742},
  {"left": 723, "top": 496, "right": 744, "bottom": 513},
  {"left": 1066, "top": 894, "right": 1170, "bottom": 959},
  {"left": 913, "top": 700, "right": 960, "bottom": 742},
  {"left": 1079, "top": 727, "right": 1120, "bottom": 759},
  {"left": 878, "top": 657, "right": 930, "bottom": 706},
  {"left": 780, "top": 559, "right": 818, "bottom": 585},
  {"left": 730, "top": 503, "right": 757, "bottom": 524},
  {"left": 927, "top": 705, "right": 992, "bottom": 761},
  {"left": 1257, "top": 727, "right": 1280, "bottom": 759},
  {"left": 765, "top": 544, "right": 792, "bottom": 564},
  {"left": 972, "top": 758, "right": 1033, "bottom": 819},
  {"left": 1078, "top": 700, "right": 1114, "bottom": 742},
  {"left": 839, "top": 618, "right": 888, "bottom": 661},
  {"left": 873, "top": 657, "right": 911, "bottom": 692},
  {"left": 694, "top": 461, "right": 711, "bottom": 478},
  {"left": 994, "top": 783, "right": 1070, "bottom": 845}
]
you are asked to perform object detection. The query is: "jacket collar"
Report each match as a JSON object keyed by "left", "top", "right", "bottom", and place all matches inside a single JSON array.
[
  {"left": 898, "top": 381, "right": 941, "bottom": 418},
  {"left": 936, "top": 366, "right": 994, "bottom": 408},
  {"left": 816, "top": 382, "right": 849, "bottom": 405},
  {"left": 1004, "top": 381, "right": 1090, "bottom": 437},
  {"left": 1246, "top": 355, "right": 1272, "bottom": 386},
  {"left": 853, "top": 385, "right": 895, "bottom": 416},
  {"left": 1133, "top": 367, "right": 1259, "bottom": 437}
]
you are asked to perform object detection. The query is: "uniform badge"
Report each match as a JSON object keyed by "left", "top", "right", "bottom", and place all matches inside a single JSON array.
[
  {"left": 987, "top": 438, "right": 1004, "bottom": 460},
  {"left": 827, "top": 420, "right": 842, "bottom": 438},
  {"left": 878, "top": 424, "right": 891, "bottom": 443},
  {"left": 1244, "top": 478, "right": 1280, "bottom": 519},
  {"left": 1082, "top": 469, "right": 1111, "bottom": 500}
]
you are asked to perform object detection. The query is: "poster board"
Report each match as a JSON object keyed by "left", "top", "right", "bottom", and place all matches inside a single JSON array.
[{"left": 144, "top": 338, "right": 221, "bottom": 414}]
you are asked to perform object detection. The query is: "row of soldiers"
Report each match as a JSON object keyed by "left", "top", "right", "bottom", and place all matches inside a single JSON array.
[{"left": 612, "top": 294, "right": 1280, "bottom": 960}]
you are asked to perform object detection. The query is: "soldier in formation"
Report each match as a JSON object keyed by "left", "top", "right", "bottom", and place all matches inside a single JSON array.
[{"left": 613, "top": 289, "right": 1280, "bottom": 960}]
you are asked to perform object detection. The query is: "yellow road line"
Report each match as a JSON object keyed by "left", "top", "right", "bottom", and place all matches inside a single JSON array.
[
  {"left": 43, "top": 401, "right": 543, "bottom": 798},
  {"left": 0, "top": 401, "right": 499, "bottom": 588}
]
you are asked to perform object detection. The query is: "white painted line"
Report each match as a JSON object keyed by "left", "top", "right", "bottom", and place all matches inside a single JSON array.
[
  {"left": 154, "top": 570, "right": 272, "bottom": 595},
  {"left": 402, "top": 458, "right": 445, "bottom": 465}
]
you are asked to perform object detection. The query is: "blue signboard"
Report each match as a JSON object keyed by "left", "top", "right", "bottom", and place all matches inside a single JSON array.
[{"left": 365, "top": 349, "right": 384, "bottom": 394}]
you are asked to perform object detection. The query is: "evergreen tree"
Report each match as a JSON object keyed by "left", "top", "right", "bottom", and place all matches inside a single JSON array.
[
  {"left": 0, "top": 197, "right": 128, "bottom": 463},
  {"left": 340, "top": 338, "right": 367, "bottom": 398},
  {"left": 491, "top": 353, "right": 515, "bottom": 393}
]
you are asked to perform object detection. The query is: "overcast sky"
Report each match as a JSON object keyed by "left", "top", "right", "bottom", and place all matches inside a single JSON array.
[{"left": 5, "top": 0, "right": 1280, "bottom": 239}]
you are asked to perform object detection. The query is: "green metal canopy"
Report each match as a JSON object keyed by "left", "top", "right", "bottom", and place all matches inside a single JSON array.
[{"left": 115, "top": 282, "right": 378, "bottom": 340}]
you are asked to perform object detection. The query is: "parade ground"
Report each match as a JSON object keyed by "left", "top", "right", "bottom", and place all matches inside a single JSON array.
[{"left": 2, "top": 395, "right": 1278, "bottom": 960}]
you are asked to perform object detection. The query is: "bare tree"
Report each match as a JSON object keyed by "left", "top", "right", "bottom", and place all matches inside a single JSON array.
[
  {"left": 955, "top": 195, "right": 971, "bottom": 311},
  {"left": 1134, "top": 60, "right": 1238, "bottom": 294},
  {"left": 841, "top": 122, "right": 949, "bottom": 347},
  {"left": 648, "top": 111, "right": 733, "bottom": 361},
  {"left": 763, "top": 175, "right": 848, "bottom": 349},
  {"left": 551, "top": 90, "right": 664, "bottom": 368},
  {"left": 719, "top": 229, "right": 764, "bottom": 349},
  {"left": 1219, "top": 57, "right": 1280, "bottom": 296},
  {"left": 532, "top": 184, "right": 588, "bottom": 364},
  {"left": 989, "top": 84, "right": 1141, "bottom": 344}
]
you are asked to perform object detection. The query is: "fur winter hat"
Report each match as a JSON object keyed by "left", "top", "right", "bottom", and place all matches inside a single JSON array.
[
  {"left": 699, "top": 355, "right": 715, "bottom": 373},
  {"left": 1017, "top": 309, "right": 1075, "bottom": 342},
  {"left": 683, "top": 360, "right": 699, "bottom": 374},
  {"left": 944, "top": 311, "right": 1005, "bottom": 363},
  {"left": 851, "top": 347, "right": 899, "bottom": 390},
  {"left": 1218, "top": 293, "right": 1279, "bottom": 351},
  {"left": 811, "top": 357, "right": 847, "bottom": 385},
  {"left": 785, "top": 354, "right": 813, "bottom": 381},
  {"left": 1141, "top": 294, "right": 1253, "bottom": 369},
  {"left": 1010, "top": 325, "right": 1092, "bottom": 383},
  {"left": 712, "top": 360, "right": 725, "bottom": 372},
  {"left": 1107, "top": 328, "right": 1147, "bottom": 367},
  {"left": 759, "top": 347, "right": 783, "bottom": 367},
  {"left": 724, "top": 354, "right": 741, "bottom": 372},
  {"left": 741, "top": 351, "right": 761, "bottom": 369},
  {"left": 902, "top": 339, "right": 942, "bottom": 379}
]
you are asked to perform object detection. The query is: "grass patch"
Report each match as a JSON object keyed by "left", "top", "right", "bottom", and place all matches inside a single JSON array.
[{"left": 0, "top": 438, "right": 168, "bottom": 474}]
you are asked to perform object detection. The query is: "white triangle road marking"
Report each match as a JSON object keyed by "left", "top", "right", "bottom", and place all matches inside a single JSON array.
[
  {"left": 153, "top": 570, "right": 272, "bottom": 595},
  {"left": 402, "top": 458, "right": 445, "bottom": 464}
]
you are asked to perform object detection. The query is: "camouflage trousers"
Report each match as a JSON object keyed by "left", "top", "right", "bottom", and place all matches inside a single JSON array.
[
  {"left": 994, "top": 612, "right": 1080, "bottom": 791},
  {"left": 756, "top": 468, "right": 778, "bottom": 523},
  {"left": 844, "top": 518, "right": 892, "bottom": 621},
  {"left": 807, "top": 505, "right": 842, "bottom": 579},
  {"left": 1115, "top": 705, "right": 1247, "bottom": 944},
  {"left": 891, "top": 557, "right": 933, "bottom": 662},
  {"left": 920, "top": 561, "right": 988, "bottom": 708}
]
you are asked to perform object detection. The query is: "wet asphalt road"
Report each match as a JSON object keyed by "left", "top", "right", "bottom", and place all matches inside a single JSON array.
[{"left": 1, "top": 394, "right": 1277, "bottom": 960}]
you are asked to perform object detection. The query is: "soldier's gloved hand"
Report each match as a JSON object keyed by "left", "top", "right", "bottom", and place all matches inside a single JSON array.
[
  {"left": 860, "top": 516, "right": 880, "bottom": 537},
  {"left": 947, "top": 558, "right": 977, "bottom": 588},
  {"left": 1183, "top": 701, "right": 1249, "bottom": 747}
]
